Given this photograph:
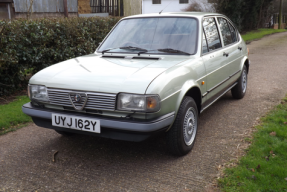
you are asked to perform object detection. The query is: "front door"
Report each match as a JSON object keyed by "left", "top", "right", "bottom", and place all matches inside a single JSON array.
[{"left": 202, "top": 17, "right": 230, "bottom": 103}]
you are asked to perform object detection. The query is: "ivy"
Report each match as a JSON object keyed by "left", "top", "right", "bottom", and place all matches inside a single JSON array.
[{"left": 0, "top": 17, "right": 121, "bottom": 95}]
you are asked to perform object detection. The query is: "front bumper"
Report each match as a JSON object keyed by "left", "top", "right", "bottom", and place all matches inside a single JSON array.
[{"left": 22, "top": 103, "right": 175, "bottom": 142}]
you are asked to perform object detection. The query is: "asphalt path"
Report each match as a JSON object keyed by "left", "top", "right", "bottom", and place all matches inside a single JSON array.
[{"left": 1, "top": 32, "right": 287, "bottom": 192}]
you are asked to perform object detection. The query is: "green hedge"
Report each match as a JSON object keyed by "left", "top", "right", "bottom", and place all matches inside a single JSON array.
[{"left": 0, "top": 17, "right": 121, "bottom": 95}]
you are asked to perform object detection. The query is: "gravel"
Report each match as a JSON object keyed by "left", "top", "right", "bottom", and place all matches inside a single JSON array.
[{"left": 1, "top": 32, "right": 287, "bottom": 192}]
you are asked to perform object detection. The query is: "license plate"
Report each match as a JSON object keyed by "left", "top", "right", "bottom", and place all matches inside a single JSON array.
[{"left": 52, "top": 114, "right": 100, "bottom": 133}]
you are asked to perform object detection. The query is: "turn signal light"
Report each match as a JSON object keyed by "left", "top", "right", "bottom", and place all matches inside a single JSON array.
[{"left": 147, "top": 97, "right": 157, "bottom": 109}]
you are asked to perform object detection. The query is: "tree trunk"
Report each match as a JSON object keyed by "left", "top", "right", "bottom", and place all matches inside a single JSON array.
[
  {"left": 63, "top": 0, "right": 68, "bottom": 17},
  {"left": 279, "top": 0, "right": 283, "bottom": 29}
]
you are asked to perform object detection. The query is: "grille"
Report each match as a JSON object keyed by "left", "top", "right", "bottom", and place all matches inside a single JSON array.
[{"left": 47, "top": 89, "right": 116, "bottom": 111}]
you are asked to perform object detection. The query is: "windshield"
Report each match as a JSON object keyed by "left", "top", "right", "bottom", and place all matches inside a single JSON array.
[{"left": 98, "top": 17, "right": 198, "bottom": 55}]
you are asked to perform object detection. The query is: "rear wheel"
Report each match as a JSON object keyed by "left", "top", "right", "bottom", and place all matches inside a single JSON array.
[
  {"left": 231, "top": 65, "right": 248, "bottom": 99},
  {"left": 166, "top": 96, "right": 198, "bottom": 156}
]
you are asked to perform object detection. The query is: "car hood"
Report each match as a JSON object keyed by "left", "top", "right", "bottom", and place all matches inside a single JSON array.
[{"left": 29, "top": 54, "right": 189, "bottom": 94}]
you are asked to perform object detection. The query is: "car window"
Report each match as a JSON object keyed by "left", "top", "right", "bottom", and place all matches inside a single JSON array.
[
  {"left": 98, "top": 17, "right": 198, "bottom": 55},
  {"left": 202, "top": 31, "right": 208, "bottom": 54},
  {"left": 228, "top": 22, "right": 238, "bottom": 43},
  {"left": 217, "top": 18, "right": 233, "bottom": 46},
  {"left": 202, "top": 17, "right": 222, "bottom": 52}
]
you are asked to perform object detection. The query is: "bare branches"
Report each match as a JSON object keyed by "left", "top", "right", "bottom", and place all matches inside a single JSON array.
[
  {"left": 26, "top": 0, "right": 34, "bottom": 19},
  {"left": 183, "top": 0, "right": 216, "bottom": 12},
  {"left": 183, "top": 2, "right": 203, "bottom": 12}
]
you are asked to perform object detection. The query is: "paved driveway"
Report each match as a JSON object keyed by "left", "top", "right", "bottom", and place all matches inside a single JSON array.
[{"left": 1, "top": 32, "right": 287, "bottom": 192}]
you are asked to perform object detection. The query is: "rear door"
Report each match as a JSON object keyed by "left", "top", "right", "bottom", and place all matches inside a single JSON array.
[{"left": 217, "top": 17, "right": 243, "bottom": 80}]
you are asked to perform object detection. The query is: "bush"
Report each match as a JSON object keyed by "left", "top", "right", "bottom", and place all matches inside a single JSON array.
[
  {"left": 0, "top": 16, "right": 121, "bottom": 95},
  {"left": 216, "top": 0, "right": 273, "bottom": 32}
]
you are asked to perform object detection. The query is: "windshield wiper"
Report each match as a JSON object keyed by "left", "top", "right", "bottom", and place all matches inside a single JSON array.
[
  {"left": 120, "top": 46, "right": 148, "bottom": 56},
  {"left": 101, "top": 48, "right": 119, "bottom": 55},
  {"left": 158, "top": 48, "right": 190, "bottom": 55},
  {"left": 102, "top": 46, "right": 148, "bottom": 56}
]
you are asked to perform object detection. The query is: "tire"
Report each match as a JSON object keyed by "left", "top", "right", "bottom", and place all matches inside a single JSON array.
[
  {"left": 231, "top": 65, "right": 248, "bottom": 99},
  {"left": 166, "top": 96, "right": 198, "bottom": 156},
  {"left": 55, "top": 130, "right": 74, "bottom": 136}
]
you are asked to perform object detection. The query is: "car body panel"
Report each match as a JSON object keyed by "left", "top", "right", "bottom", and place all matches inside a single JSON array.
[
  {"left": 23, "top": 12, "right": 249, "bottom": 141},
  {"left": 29, "top": 54, "right": 189, "bottom": 94},
  {"left": 145, "top": 57, "right": 206, "bottom": 119}
]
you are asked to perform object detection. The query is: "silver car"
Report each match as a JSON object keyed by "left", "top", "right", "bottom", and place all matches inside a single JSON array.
[{"left": 22, "top": 12, "right": 249, "bottom": 156}]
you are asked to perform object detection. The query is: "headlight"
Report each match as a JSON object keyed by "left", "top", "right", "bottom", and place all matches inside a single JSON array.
[
  {"left": 117, "top": 93, "right": 160, "bottom": 112},
  {"left": 28, "top": 85, "right": 49, "bottom": 102}
]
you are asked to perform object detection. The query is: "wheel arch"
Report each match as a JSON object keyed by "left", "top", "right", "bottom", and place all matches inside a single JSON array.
[
  {"left": 175, "top": 84, "right": 202, "bottom": 116},
  {"left": 184, "top": 86, "right": 202, "bottom": 114},
  {"left": 241, "top": 56, "right": 250, "bottom": 74},
  {"left": 244, "top": 58, "right": 250, "bottom": 74},
  {"left": 166, "top": 85, "right": 202, "bottom": 132}
]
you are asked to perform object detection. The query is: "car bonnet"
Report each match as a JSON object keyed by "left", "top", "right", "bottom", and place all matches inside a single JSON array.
[{"left": 29, "top": 54, "right": 190, "bottom": 94}]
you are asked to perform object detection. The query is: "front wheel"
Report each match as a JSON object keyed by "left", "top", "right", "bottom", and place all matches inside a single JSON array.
[
  {"left": 231, "top": 65, "right": 248, "bottom": 99},
  {"left": 166, "top": 96, "right": 198, "bottom": 156}
]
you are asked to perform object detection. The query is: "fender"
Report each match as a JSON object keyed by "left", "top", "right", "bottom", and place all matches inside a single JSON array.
[
  {"left": 240, "top": 56, "right": 250, "bottom": 73},
  {"left": 165, "top": 81, "right": 202, "bottom": 131}
]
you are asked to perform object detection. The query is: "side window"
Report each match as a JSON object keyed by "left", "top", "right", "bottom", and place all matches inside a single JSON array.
[
  {"left": 228, "top": 22, "right": 238, "bottom": 43},
  {"left": 202, "top": 17, "right": 222, "bottom": 52},
  {"left": 202, "top": 31, "right": 208, "bottom": 54},
  {"left": 217, "top": 18, "right": 233, "bottom": 46}
]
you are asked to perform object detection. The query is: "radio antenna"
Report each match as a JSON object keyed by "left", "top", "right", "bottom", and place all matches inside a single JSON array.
[{"left": 159, "top": 2, "right": 172, "bottom": 14}]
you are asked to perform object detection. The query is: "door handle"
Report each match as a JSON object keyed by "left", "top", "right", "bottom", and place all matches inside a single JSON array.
[
  {"left": 238, "top": 46, "right": 242, "bottom": 51},
  {"left": 223, "top": 52, "right": 229, "bottom": 57}
]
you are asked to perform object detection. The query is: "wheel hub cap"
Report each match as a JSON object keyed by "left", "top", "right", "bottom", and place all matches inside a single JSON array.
[
  {"left": 242, "top": 70, "right": 247, "bottom": 93},
  {"left": 183, "top": 107, "right": 197, "bottom": 146}
]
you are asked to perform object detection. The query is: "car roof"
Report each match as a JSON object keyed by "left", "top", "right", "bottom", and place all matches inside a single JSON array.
[{"left": 124, "top": 12, "right": 223, "bottom": 19}]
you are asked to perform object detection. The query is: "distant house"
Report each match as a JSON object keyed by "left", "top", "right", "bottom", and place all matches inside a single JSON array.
[
  {"left": 0, "top": 0, "right": 13, "bottom": 19},
  {"left": 142, "top": 0, "right": 214, "bottom": 14},
  {"left": 1, "top": 0, "right": 214, "bottom": 20},
  {"left": 13, "top": 0, "right": 78, "bottom": 19},
  {"left": 85, "top": 0, "right": 213, "bottom": 17},
  {"left": 84, "top": 0, "right": 142, "bottom": 17}
]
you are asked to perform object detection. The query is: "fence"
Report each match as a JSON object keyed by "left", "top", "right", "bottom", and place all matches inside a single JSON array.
[
  {"left": 272, "top": 13, "right": 287, "bottom": 24},
  {"left": 90, "top": 0, "right": 122, "bottom": 16}
]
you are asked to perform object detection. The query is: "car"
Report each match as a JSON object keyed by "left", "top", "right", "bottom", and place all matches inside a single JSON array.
[{"left": 22, "top": 12, "right": 250, "bottom": 156}]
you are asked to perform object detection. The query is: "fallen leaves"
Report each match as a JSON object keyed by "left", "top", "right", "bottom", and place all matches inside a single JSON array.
[
  {"left": 52, "top": 151, "right": 58, "bottom": 162},
  {"left": 248, "top": 164, "right": 260, "bottom": 173}
]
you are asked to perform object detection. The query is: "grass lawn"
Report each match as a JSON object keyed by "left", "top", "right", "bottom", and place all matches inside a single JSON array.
[
  {"left": 242, "top": 28, "right": 287, "bottom": 42},
  {"left": 0, "top": 96, "right": 32, "bottom": 135},
  {"left": 218, "top": 97, "right": 287, "bottom": 191}
]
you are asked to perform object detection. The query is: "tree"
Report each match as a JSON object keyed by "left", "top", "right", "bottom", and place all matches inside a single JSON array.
[
  {"left": 26, "top": 0, "right": 34, "bottom": 19},
  {"left": 214, "top": 0, "right": 274, "bottom": 31},
  {"left": 278, "top": 0, "right": 283, "bottom": 28}
]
